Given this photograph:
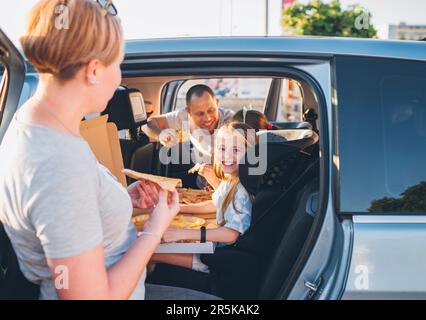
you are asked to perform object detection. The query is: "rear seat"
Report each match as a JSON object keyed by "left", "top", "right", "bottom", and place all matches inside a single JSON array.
[
  {"left": 147, "top": 129, "right": 320, "bottom": 299},
  {"left": 101, "top": 87, "right": 154, "bottom": 183}
]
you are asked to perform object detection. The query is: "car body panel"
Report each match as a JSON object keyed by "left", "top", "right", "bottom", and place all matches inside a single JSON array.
[
  {"left": 125, "top": 37, "right": 426, "bottom": 62},
  {"left": 0, "top": 28, "right": 25, "bottom": 142},
  {"left": 342, "top": 215, "right": 426, "bottom": 299},
  {"left": 284, "top": 61, "right": 345, "bottom": 300}
]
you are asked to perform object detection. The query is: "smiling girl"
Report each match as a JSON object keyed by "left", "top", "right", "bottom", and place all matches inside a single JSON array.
[{"left": 151, "top": 122, "right": 255, "bottom": 273}]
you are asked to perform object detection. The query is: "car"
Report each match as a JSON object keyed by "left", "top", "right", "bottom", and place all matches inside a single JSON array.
[{"left": 1, "top": 28, "right": 426, "bottom": 299}]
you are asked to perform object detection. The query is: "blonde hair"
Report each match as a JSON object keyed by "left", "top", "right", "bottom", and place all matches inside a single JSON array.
[
  {"left": 213, "top": 122, "right": 255, "bottom": 225},
  {"left": 20, "top": 0, "right": 123, "bottom": 81}
]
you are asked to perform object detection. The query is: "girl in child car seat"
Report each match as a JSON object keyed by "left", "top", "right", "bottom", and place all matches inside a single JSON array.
[{"left": 150, "top": 122, "right": 255, "bottom": 273}]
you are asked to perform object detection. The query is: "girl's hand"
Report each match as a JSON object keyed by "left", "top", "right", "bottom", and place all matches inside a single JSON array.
[
  {"left": 198, "top": 164, "right": 221, "bottom": 189},
  {"left": 161, "top": 228, "right": 185, "bottom": 243}
]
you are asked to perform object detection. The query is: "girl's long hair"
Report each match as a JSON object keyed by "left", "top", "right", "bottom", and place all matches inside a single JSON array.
[{"left": 213, "top": 122, "right": 255, "bottom": 225}]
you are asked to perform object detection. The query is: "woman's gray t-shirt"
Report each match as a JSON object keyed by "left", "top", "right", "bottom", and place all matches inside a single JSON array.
[{"left": 0, "top": 116, "right": 146, "bottom": 299}]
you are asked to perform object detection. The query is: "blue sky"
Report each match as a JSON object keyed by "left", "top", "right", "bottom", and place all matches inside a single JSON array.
[{"left": 1, "top": 0, "right": 425, "bottom": 45}]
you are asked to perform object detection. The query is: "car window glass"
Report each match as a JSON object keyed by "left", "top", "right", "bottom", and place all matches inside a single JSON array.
[
  {"left": 336, "top": 56, "right": 426, "bottom": 213},
  {"left": 175, "top": 78, "right": 272, "bottom": 113},
  {"left": 276, "top": 79, "right": 303, "bottom": 122}
]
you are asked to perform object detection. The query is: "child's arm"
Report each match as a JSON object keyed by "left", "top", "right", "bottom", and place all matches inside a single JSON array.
[
  {"left": 162, "top": 227, "right": 240, "bottom": 245},
  {"left": 179, "top": 200, "right": 216, "bottom": 214}
]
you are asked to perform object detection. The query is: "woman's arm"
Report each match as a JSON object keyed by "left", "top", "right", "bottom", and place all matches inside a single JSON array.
[
  {"left": 162, "top": 227, "right": 240, "bottom": 245},
  {"left": 179, "top": 200, "right": 216, "bottom": 214},
  {"left": 48, "top": 232, "right": 160, "bottom": 300},
  {"left": 48, "top": 187, "right": 179, "bottom": 300}
]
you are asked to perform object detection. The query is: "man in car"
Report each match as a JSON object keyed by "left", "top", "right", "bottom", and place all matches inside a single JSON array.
[{"left": 146, "top": 84, "right": 234, "bottom": 188}]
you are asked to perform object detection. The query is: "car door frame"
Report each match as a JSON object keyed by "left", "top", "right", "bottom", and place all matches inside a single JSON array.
[
  {"left": 0, "top": 28, "right": 26, "bottom": 143},
  {"left": 121, "top": 48, "right": 337, "bottom": 299}
]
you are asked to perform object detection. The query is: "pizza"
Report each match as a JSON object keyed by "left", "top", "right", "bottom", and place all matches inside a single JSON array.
[
  {"left": 122, "top": 169, "right": 182, "bottom": 191},
  {"left": 132, "top": 214, "right": 209, "bottom": 232},
  {"left": 169, "top": 215, "right": 206, "bottom": 229},
  {"left": 177, "top": 188, "right": 213, "bottom": 204},
  {"left": 132, "top": 214, "right": 150, "bottom": 231}
]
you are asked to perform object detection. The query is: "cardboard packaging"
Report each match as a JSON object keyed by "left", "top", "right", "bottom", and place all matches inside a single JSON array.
[
  {"left": 80, "top": 115, "right": 127, "bottom": 187},
  {"left": 80, "top": 115, "right": 215, "bottom": 254}
]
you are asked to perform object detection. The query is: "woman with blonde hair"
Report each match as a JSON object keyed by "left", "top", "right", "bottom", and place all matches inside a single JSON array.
[{"left": 0, "top": 0, "right": 217, "bottom": 300}]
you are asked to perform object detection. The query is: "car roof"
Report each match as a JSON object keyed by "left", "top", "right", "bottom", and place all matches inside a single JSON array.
[{"left": 125, "top": 36, "right": 426, "bottom": 62}]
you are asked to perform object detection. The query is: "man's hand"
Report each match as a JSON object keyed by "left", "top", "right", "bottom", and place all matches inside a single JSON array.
[{"left": 159, "top": 128, "right": 179, "bottom": 148}]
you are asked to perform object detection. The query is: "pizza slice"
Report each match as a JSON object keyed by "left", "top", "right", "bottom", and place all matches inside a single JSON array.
[{"left": 122, "top": 169, "right": 182, "bottom": 192}]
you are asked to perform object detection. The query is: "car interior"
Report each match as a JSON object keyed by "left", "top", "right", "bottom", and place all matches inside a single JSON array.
[{"left": 0, "top": 74, "right": 322, "bottom": 299}]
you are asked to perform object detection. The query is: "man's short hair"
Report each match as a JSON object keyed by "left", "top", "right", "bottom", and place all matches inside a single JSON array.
[{"left": 186, "top": 84, "right": 215, "bottom": 106}]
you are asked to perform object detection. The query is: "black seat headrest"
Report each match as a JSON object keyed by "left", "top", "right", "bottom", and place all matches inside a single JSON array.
[
  {"left": 259, "top": 129, "right": 318, "bottom": 148},
  {"left": 101, "top": 87, "right": 148, "bottom": 130},
  {"left": 272, "top": 121, "right": 312, "bottom": 130},
  {"left": 239, "top": 129, "right": 319, "bottom": 195}
]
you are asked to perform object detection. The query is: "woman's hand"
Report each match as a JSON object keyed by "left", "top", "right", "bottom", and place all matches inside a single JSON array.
[
  {"left": 198, "top": 164, "right": 221, "bottom": 189},
  {"left": 127, "top": 179, "right": 160, "bottom": 210},
  {"left": 143, "top": 187, "right": 180, "bottom": 236},
  {"left": 161, "top": 228, "right": 186, "bottom": 243},
  {"left": 127, "top": 180, "right": 142, "bottom": 208}
]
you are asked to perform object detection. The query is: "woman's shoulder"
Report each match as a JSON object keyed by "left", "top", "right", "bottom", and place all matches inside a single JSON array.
[{"left": 1, "top": 120, "right": 97, "bottom": 182}]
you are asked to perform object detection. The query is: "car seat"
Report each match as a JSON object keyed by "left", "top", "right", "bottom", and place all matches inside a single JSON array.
[
  {"left": 147, "top": 129, "right": 320, "bottom": 299},
  {"left": 101, "top": 87, "right": 154, "bottom": 183}
]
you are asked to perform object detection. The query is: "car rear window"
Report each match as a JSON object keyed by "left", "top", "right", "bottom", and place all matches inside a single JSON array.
[
  {"left": 335, "top": 56, "right": 426, "bottom": 213},
  {"left": 175, "top": 78, "right": 272, "bottom": 113}
]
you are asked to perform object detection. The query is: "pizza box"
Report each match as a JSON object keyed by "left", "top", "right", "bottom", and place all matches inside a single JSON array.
[
  {"left": 80, "top": 117, "right": 183, "bottom": 192},
  {"left": 134, "top": 213, "right": 218, "bottom": 254},
  {"left": 80, "top": 115, "right": 127, "bottom": 187},
  {"left": 154, "top": 241, "right": 216, "bottom": 254},
  {"left": 132, "top": 207, "right": 217, "bottom": 220}
]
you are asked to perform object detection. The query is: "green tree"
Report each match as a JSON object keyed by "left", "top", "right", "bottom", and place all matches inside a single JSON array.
[
  {"left": 369, "top": 181, "right": 426, "bottom": 212},
  {"left": 282, "top": 0, "right": 377, "bottom": 38}
]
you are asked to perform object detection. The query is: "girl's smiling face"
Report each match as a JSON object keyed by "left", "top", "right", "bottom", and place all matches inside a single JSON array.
[{"left": 215, "top": 127, "right": 247, "bottom": 175}]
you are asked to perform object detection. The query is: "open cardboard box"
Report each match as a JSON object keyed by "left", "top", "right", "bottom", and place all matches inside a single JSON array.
[{"left": 80, "top": 115, "right": 216, "bottom": 254}]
